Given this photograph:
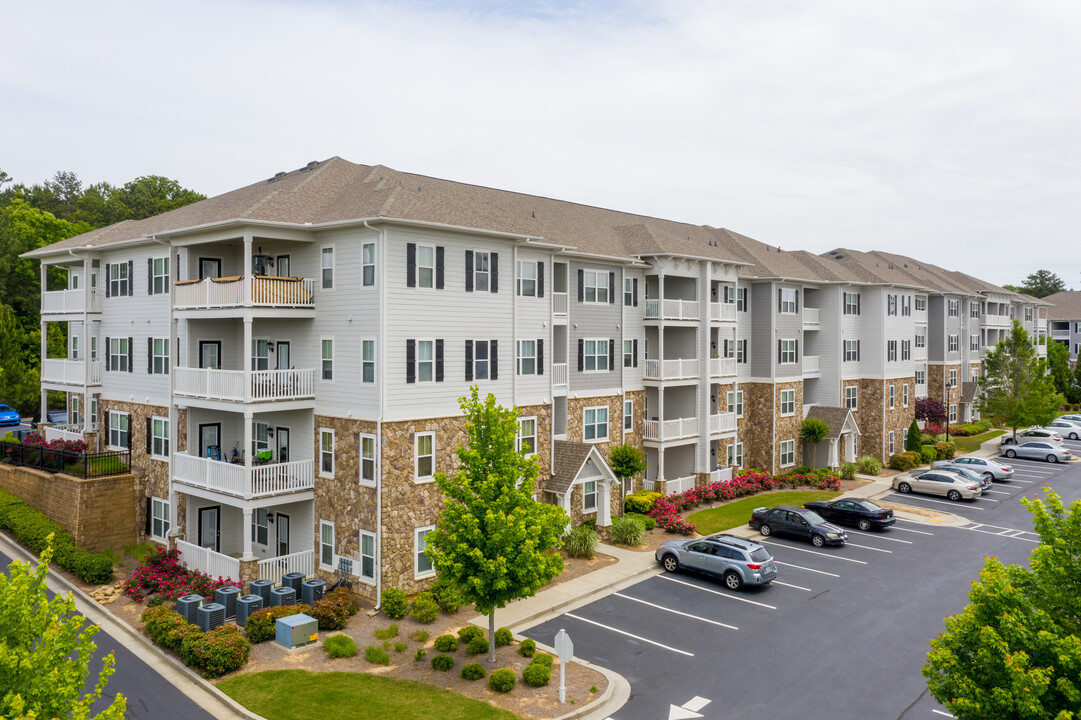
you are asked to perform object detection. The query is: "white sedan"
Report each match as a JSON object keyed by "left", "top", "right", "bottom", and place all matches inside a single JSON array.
[{"left": 1038, "top": 420, "right": 1081, "bottom": 441}]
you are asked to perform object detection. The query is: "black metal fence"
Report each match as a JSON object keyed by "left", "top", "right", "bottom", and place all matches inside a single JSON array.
[{"left": 0, "top": 442, "right": 131, "bottom": 479}]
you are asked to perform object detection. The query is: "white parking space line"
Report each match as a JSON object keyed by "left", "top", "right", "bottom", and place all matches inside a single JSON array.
[
  {"left": 845, "top": 529, "right": 913, "bottom": 544},
  {"left": 774, "top": 560, "right": 840, "bottom": 578},
  {"left": 613, "top": 592, "right": 739, "bottom": 630},
  {"left": 658, "top": 575, "right": 778, "bottom": 609},
  {"left": 564, "top": 612, "right": 695, "bottom": 656},
  {"left": 771, "top": 580, "right": 813, "bottom": 591},
  {"left": 843, "top": 541, "right": 893, "bottom": 554},
  {"left": 932, "top": 709, "right": 956, "bottom": 717},
  {"left": 890, "top": 523, "right": 934, "bottom": 536},
  {"left": 984, "top": 489, "right": 1011, "bottom": 495},
  {"left": 758, "top": 540, "right": 868, "bottom": 564},
  {"left": 959, "top": 523, "right": 1040, "bottom": 544},
  {"left": 886, "top": 494, "right": 985, "bottom": 510},
  {"left": 1006, "top": 479, "right": 1034, "bottom": 484}
]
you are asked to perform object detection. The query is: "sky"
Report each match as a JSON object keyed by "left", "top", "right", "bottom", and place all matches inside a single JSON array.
[{"left": 3, "top": 0, "right": 1079, "bottom": 288}]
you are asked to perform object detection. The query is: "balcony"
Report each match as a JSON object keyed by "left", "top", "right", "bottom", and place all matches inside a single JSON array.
[
  {"left": 41, "top": 359, "right": 102, "bottom": 386},
  {"left": 914, "top": 347, "right": 928, "bottom": 361},
  {"left": 644, "top": 416, "right": 699, "bottom": 442},
  {"left": 710, "top": 412, "right": 737, "bottom": 435},
  {"left": 644, "top": 299, "right": 699, "bottom": 321},
  {"left": 174, "top": 367, "right": 315, "bottom": 403},
  {"left": 803, "top": 307, "right": 820, "bottom": 329},
  {"left": 174, "top": 276, "right": 315, "bottom": 311},
  {"left": 41, "top": 289, "right": 101, "bottom": 315},
  {"left": 552, "top": 362, "right": 568, "bottom": 392},
  {"left": 644, "top": 358, "right": 699, "bottom": 381},
  {"left": 710, "top": 357, "right": 736, "bottom": 378},
  {"left": 173, "top": 454, "right": 315, "bottom": 500},
  {"left": 983, "top": 314, "right": 1011, "bottom": 329},
  {"left": 710, "top": 302, "right": 736, "bottom": 323},
  {"left": 803, "top": 355, "right": 821, "bottom": 378},
  {"left": 553, "top": 292, "right": 568, "bottom": 317}
]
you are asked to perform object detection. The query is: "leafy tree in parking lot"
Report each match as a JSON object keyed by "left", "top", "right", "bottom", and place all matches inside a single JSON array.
[
  {"left": 923, "top": 490, "right": 1081, "bottom": 719},
  {"left": 976, "top": 320, "right": 1064, "bottom": 441},
  {"left": 425, "top": 387, "right": 569, "bottom": 663}
]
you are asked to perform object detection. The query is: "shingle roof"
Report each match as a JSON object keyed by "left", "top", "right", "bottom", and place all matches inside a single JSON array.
[
  {"left": 960, "top": 382, "right": 978, "bottom": 404},
  {"left": 1042, "top": 291, "right": 1081, "bottom": 320},
  {"left": 804, "top": 406, "right": 859, "bottom": 440},
  {"left": 548, "top": 441, "right": 596, "bottom": 495}
]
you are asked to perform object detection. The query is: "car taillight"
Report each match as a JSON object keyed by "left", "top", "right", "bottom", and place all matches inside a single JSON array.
[
  {"left": 877, "top": 514, "right": 888, "bottom": 519},
  {"left": 968, "top": 485, "right": 979, "bottom": 490},
  {"left": 746, "top": 563, "right": 762, "bottom": 570},
  {"left": 1001, "top": 468, "right": 1010, "bottom": 472}
]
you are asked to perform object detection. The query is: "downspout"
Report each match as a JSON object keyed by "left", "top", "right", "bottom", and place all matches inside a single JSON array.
[{"left": 363, "top": 221, "right": 385, "bottom": 610}]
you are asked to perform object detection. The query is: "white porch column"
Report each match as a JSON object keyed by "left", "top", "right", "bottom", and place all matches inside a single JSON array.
[
  {"left": 168, "top": 488, "right": 181, "bottom": 540},
  {"left": 243, "top": 317, "right": 253, "bottom": 402},
  {"left": 597, "top": 481, "right": 612, "bottom": 528},
  {"left": 40, "top": 262, "right": 48, "bottom": 424},
  {"left": 241, "top": 507, "right": 255, "bottom": 560},
  {"left": 242, "top": 233, "right": 253, "bottom": 306},
  {"left": 243, "top": 408, "right": 253, "bottom": 497}
]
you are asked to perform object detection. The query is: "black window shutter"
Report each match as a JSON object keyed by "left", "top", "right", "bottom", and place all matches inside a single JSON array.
[
  {"left": 146, "top": 417, "right": 152, "bottom": 454},
  {"left": 435, "top": 339, "right": 444, "bottom": 381},
  {"left": 465, "top": 251, "right": 474, "bottom": 292},
  {"left": 491, "top": 340, "right": 498, "bottom": 380},
  {"left": 127, "top": 337, "right": 133, "bottom": 373},
  {"left": 126, "top": 416, "right": 132, "bottom": 449},
  {"left": 128, "top": 261, "right": 134, "bottom": 295},
  {"left": 857, "top": 340, "right": 861, "bottom": 361},
  {"left": 147, "top": 258, "right": 153, "bottom": 295},
  {"left": 608, "top": 272, "right": 615, "bottom": 303},
  {"left": 578, "top": 269, "right": 584, "bottom": 302},
  {"left": 777, "top": 340, "right": 782, "bottom": 363},
  {"left": 147, "top": 337, "right": 153, "bottom": 373},
  {"left": 145, "top": 498, "right": 152, "bottom": 536},
  {"left": 608, "top": 339, "right": 615, "bottom": 370},
  {"left": 857, "top": 294, "right": 861, "bottom": 315},
  {"left": 795, "top": 339, "right": 800, "bottom": 361},
  {"left": 795, "top": 290, "right": 799, "bottom": 313},
  {"left": 406, "top": 340, "right": 415, "bottom": 384},
  {"left": 435, "top": 246, "right": 444, "bottom": 289},
  {"left": 406, "top": 243, "right": 416, "bottom": 287},
  {"left": 105, "top": 337, "right": 111, "bottom": 368},
  {"left": 103, "top": 412, "right": 109, "bottom": 443},
  {"left": 491, "top": 253, "right": 498, "bottom": 293},
  {"left": 465, "top": 340, "right": 473, "bottom": 381},
  {"left": 633, "top": 338, "right": 639, "bottom": 367},
  {"left": 536, "top": 261, "right": 543, "bottom": 298},
  {"left": 633, "top": 278, "right": 639, "bottom": 306},
  {"left": 578, "top": 338, "right": 584, "bottom": 371},
  {"left": 105, "top": 264, "right": 111, "bottom": 298},
  {"left": 176, "top": 253, "right": 180, "bottom": 281},
  {"left": 537, "top": 339, "right": 544, "bottom": 375},
  {"left": 778, "top": 288, "right": 782, "bottom": 312}
]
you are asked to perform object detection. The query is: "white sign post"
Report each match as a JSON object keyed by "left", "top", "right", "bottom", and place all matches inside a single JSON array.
[{"left": 554, "top": 629, "right": 574, "bottom": 704}]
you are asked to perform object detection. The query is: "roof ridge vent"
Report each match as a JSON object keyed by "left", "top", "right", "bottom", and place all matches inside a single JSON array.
[
  {"left": 299, "top": 160, "right": 320, "bottom": 173},
  {"left": 267, "top": 171, "right": 287, "bottom": 183}
]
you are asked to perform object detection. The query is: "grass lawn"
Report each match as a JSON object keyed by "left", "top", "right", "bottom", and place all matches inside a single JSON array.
[
  {"left": 687, "top": 490, "right": 841, "bottom": 535},
  {"left": 217, "top": 670, "right": 523, "bottom": 720},
  {"left": 953, "top": 429, "right": 1005, "bottom": 454}
]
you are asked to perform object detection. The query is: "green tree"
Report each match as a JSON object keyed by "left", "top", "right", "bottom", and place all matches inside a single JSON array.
[
  {"left": 923, "top": 490, "right": 1081, "bottom": 719},
  {"left": 905, "top": 418, "right": 922, "bottom": 452},
  {"left": 798, "top": 418, "right": 829, "bottom": 470},
  {"left": 608, "top": 443, "right": 646, "bottom": 498},
  {"left": 103, "top": 175, "right": 205, "bottom": 224},
  {"left": 976, "top": 320, "right": 1064, "bottom": 441},
  {"left": 0, "top": 536, "right": 126, "bottom": 719},
  {"left": 1047, "top": 340, "right": 1075, "bottom": 400},
  {"left": 426, "top": 388, "right": 569, "bottom": 663},
  {"left": 1018, "top": 269, "right": 1067, "bottom": 299}
]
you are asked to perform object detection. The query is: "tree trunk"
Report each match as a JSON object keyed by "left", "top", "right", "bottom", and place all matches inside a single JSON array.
[
  {"left": 488, "top": 611, "right": 496, "bottom": 664},
  {"left": 809, "top": 445, "right": 816, "bottom": 471}
]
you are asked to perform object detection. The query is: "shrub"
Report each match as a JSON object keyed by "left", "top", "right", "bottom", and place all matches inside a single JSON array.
[
  {"left": 167, "top": 622, "right": 204, "bottom": 654},
  {"left": 889, "top": 454, "right": 916, "bottom": 471},
  {"left": 365, "top": 645, "right": 391, "bottom": 665},
  {"left": 311, "top": 587, "right": 359, "bottom": 630},
  {"left": 624, "top": 490, "right": 662, "bottom": 515},
  {"left": 625, "top": 512, "right": 655, "bottom": 530},
  {"left": 123, "top": 546, "right": 238, "bottom": 601},
  {"left": 142, "top": 606, "right": 185, "bottom": 645},
  {"left": 457, "top": 625, "right": 485, "bottom": 643},
  {"left": 0, "top": 491, "right": 114, "bottom": 584},
  {"left": 786, "top": 465, "right": 812, "bottom": 477},
  {"left": 522, "top": 663, "right": 551, "bottom": 688},
  {"left": 904, "top": 450, "right": 922, "bottom": 466},
  {"left": 838, "top": 462, "right": 856, "bottom": 481},
  {"left": 325, "top": 634, "right": 358, "bottom": 658},
  {"left": 381, "top": 588, "right": 408, "bottom": 619},
  {"left": 430, "top": 574, "right": 463, "bottom": 613},
  {"left": 184, "top": 625, "right": 250, "bottom": 678},
  {"left": 495, "top": 627, "right": 513, "bottom": 647},
  {"left": 433, "top": 634, "right": 459, "bottom": 652},
  {"left": 920, "top": 446, "right": 938, "bottom": 463},
  {"left": 856, "top": 456, "right": 884, "bottom": 475},
  {"left": 466, "top": 635, "right": 489, "bottom": 654},
  {"left": 409, "top": 592, "right": 440, "bottom": 624},
  {"left": 564, "top": 525, "right": 599, "bottom": 559},
  {"left": 374, "top": 624, "right": 399, "bottom": 640},
  {"left": 905, "top": 419, "right": 923, "bottom": 452},
  {"left": 414, "top": 648, "right": 427, "bottom": 662},
  {"left": 934, "top": 442, "right": 956, "bottom": 460},
  {"left": 609, "top": 515, "right": 646, "bottom": 546},
  {"left": 530, "top": 652, "right": 554, "bottom": 668},
  {"left": 489, "top": 668, "right": 516, "bottom": 693},
  {"left": 145, "top": 595, "right": 164, "bottom": 608},
  {"left": 179, "top": 627, "right": 206, "bottom": 667},
  {"left": 410, "top": 630, "right": 429, "bottom": 643},
  {"left": 244, "top": 604, "right": 312, "bottom": 643},
  {"left": 394, "top": 642, "right": 407, "bottom": 653},
  {"left": 519, "top": 638, "right": 536, "bottom": 657},
  {"left": 461, "top": 662, "right": 486, "bottom": 680},
  {"left": 430, "top": 653, "right": 455, "bottom": 671}
]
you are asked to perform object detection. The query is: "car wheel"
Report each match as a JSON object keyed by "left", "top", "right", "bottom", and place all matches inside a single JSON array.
[
  {"left": 1005, "top": 449, "right": 1017, "bottom": 458},
  {"left": 662, "top": 555, "right": 679, "bottom": 573},
  {"left": 811, "top": 534, "right": 826, "bottom": 548},
  {"left": 983, "top": 472, "right": 994, "bottom": 481},
  {"left": 1047, "top": 454, "right": 1058, "bottom": 463},
  {"left": 898, "top": 482, "right": 912, "bottom": 493},
  {"left": 724, "top": 571, "right": 743, "bottom": 591},
  {"left": 858, "top": 519, "right": 872, "bottom": 531},
  {"left": 759, "top": 524, "right": 773, "bottom": 537},
  {"left": 947, "top": 490, "right": 962, "bottom": 502},
  {"left": 1070, "top": 433, "right": 1079, "bottom": 440}
]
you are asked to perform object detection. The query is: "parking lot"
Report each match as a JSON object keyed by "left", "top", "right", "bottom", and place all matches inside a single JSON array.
[{"left": 526, "top": 443, "right": 1081, "bottom": 720}]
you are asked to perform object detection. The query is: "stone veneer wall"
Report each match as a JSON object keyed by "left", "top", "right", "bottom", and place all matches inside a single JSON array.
[
  {"left": 928, "top": 365, "right": 962, "bottom": 421},
  {"left": 852, "top": 379, "right": 884, "bottom": 459},
  {"left": 774, "top": 380, "right": 804, "bottom": 471},
  {"left": 566, "top": 394, "right": 624, "bottom": 458},
  {"left": 612, "top": 390, "right": 646, "bottom": 492},
  {"left": 884, "top": 378, "right": 916, "bottom": 456},
  {"left": 740, "top": 383, "right": 775, "bottom": 473}
]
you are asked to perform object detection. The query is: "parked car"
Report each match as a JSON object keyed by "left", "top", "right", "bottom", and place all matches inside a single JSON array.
[
  {"left": 0, "top": 404, "right": 21, "bottom": 427},
  {"left": 1037, "top": 420, "right": 1081, "bottom": 440},
  {"left": 802, "top": 498, "right": 895, "bottom": 531},
  {"left": 1057, "top": 414, "right": 1081, "bottom": 424},
  {"left": 1000, "top": 429, "right": 1063, "bottom": 445},
  {"left": 656, "top": 534, "right": 778, "bottom": 590},
  {"left": 892, "top": 471, "right": 982, "bottom": 501},
  {"left": 933, "top": 456, "right": 1014, "bottom": 481},
  {"left": 1002, "top": 441, "right": 1073, "bottom": 463},
  {"left": 919, "top": 466, "right": 992, "bottom": 492},
  {"left": 749, "top": 505, "right": 847, "bottom": 547}
]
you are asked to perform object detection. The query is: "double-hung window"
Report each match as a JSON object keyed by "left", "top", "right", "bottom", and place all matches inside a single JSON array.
[
  {"left": 415, "top": 526, "right": 435, "bottom": 577},
  {"left": 889, "top": 432, "right": 896, "bottom": 454},
  {"left": 948, "top": 299, "right": 959, "bottom": 317},
  {"left": 901, "top": 295, "right": 911, "bottom": 316},
  {"left": 623, "top": 399, "right": 633, "bottom": 431},
  {"left": 109, "top": 411, "right": 130, "bottom": 449},
  {"left": 517, "top": 340, "right": 537, "bottom": 375},
  {"left": 915, "top": 333, "right": 926, "bottom": 349},
  {"left": 844, "top": 340, "right": 860, "bottom": 362},
  {"left": 321, "top": 339, "right": 333, "bottom": 380},
  {"left": 736, "top": 288, "right": 747, "bottom": 311},
  {"left": 151, "top": 257, "right": 170, "bottom": 295},
  {"left": 108, "top": 262, "right": 130, "bottom": 296},
  {"left": 468, "top": 340, "right": 492, "bottom": 380},
  {"left": 360, "top": 531, "right": 376, "bottom": 581},
  {"left": 359, "top": 434, "right": 376, "bottom": 486},
  {"left": 915, "top": 296, "right": 926, "bottom": 311},
  {"left": 362, "top": 340, "right": 375, "bottom": 383},
  {"left": 736, "top": 339, "right": 748, "bottom": 364},
  {"left": 844, "top": 386, "right": 857, "bottom": 410},
  {"left": 779, "top": 288, "right": 797, "bottom": 314},
  {"left": 949, "top": 368, "right": 958, "bottom": 386},
  {"left": 151, "top": 498, "right": 170, "bottom": 540},
  {"left": 915, "top": 369, "right": 926, "bottom": 386},
  {"left": 583, "top": 406, "right": 608, "bottom": 442},
  {"left": 584, "top": 339, "right": 609, "bottom": 372},
  {"left": 624, "top": 340, "right": 635, "bottom": 368},
  {"left": 888, "top": 385, "right": 895, "bottom": 409},
  {"left": 151, "top": 417, "right": 169, "bottom": 459},
  {"left": 320, "top": 521, "right": 335, "bottom": 569},
  {"left": 416, "top": 340, "right": 434, "bottom": 382},
  {"left": 517, "top": 417, "right": 537, "bottom": 456},
  {"left": 949, "top": 334, "right": 959, "bottom": 353},
  {"left": 319, "top": 428, "right": 334, "bottom": 477},
  {"left": 901, "top": 339, "right": 911, "bottom": 361},
  {"left": 902, "top": 383, "right": 910, "bottom": 407},
  {"left": 949, "top": 404, "right": 958, "bottom": 423},
  {"left": 780, "top": 439, "right": 795, "bottom": 467},
  {"left": 780, "top": 389, "right": 795, "bottom": 416},
  {"left": 417, "top": 245, "right": 435, "bottom": 288},
  {"left": 727, "top": 390, "right": 744, "bottom": 417},
  {"left": 844, "top": 292, "right": 860, "bottom": 315},
  {"left": 1025, "top": 307, "right": 1033, "bottom": 322},
  {"left": 251, "top": 509, "right": 269, "bottom": 546},
  {"left": 582, "top": 480, "right": 597, "bottom": 512},
  {"left": 624, "top": 278, "right": 635, "bottom": 306},
  {"left": 970, "top": 302, "right": 980, "bottom": 319},
  {"left": 970, "top": 335, "right": 979, "bottom": 351},
  {"left": 779, "top": 339, "right": 796, "bottom": 364},
  {"left": 473, "top": 251, "right": 490, "bottom": 292},
  {"left": 887, "top": 294, "right": 897, "bottom": 316},
  {"left": 415, "top": 432, "right": 435, "bottom": 481},
  {"left": 253, "top": 422, "right": 270, "bottom": 455},
  {"left": 151, "top": 338, "right": 169, "bottom": 375},
  {"left": 321, "top": 247, "right": 334, "bottom": 289},
  {"left": 362, "top": 242, "right": 376, "bottom": 286},
  {"left": 887, "top": 340, "right": 898, "bottom": 362},
  {"left": 583, "top": 270, "right": 608, "bottom": 303},
  {"left": 517, "top": 261, "right": 537, "bottom": 296},
  {"left": 727, "top": 442, "right": 744, "bottom": 467},
  {"left": 109, "top": 337, "right": 129, "bottom": 372}
]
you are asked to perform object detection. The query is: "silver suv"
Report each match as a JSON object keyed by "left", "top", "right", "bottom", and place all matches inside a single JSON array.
[{"left": 656, "top": 533, "right": 778, "bottom": 590}]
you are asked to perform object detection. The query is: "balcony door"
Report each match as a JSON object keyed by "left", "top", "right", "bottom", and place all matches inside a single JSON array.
[
  {"left": 199, "top": 258, "right": 222, "bottom": 280},
  {"left": 199, "top": 423, "right": 221, "bottom": 460},
  {"left": 276, "top": 342, "right": 290, "bottom": 370},
  {"left": 276, "top": 427, "right": 290, "bottom": 463},
  {"left": 252, "top": 339, "right": 270, "bottom": 371},
  {"left": 198, "top": 506, "right": 220, "bottom": 552},
  {"left": 276, "top": 513, "right": 290, "bottom": 556},
  {"left": 276, "top": 255, "right": 290, "bottom": 278},
  {"left": 199, "top": 341, "right": 221, "bottom": 370}
]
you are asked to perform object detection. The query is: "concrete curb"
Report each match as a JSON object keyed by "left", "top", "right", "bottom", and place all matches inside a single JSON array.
[{"left": 0, "top": 530, "right": 263, "bottom": 720}]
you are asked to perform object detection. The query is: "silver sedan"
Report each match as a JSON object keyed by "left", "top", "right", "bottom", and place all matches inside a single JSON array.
[
  {"left": 933, "top": 456, "right": 1014, "bottom": 481},
  {"left": 1002, "top": 441, "right": 1073, "bottom": 463}
]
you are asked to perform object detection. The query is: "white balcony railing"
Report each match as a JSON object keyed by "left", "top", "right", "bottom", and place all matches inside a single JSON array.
[
  {"left": 174, "top": 276, "right": 315, "bottom": 310},
  {"left": 710, "top": 412, "right": 738, "bottom": 435},
  {"left": 173, "top": 454, "right": 315, "bottom": 499},
  {"left": 44, "top": 425, "right": 85, "bottom": 443},
  {"left": 644, "top": 358, "right": 699, "bottom": 380},
  {"left": 709, "top": 467, "right": 735, "bottom": 483},
  {"left": 644, "top": 417, "right": 699, "bottom": 442},
  {"left": 711, "top": 357, "right": 736, "bottom": 378},
  {"left": 552, "top": 363, "right": 568, "bottom": 387},
  {"left": 643, "top": 299, "right": 699, "bottom": 320},
  {"left": 41, "top": 289, "right": 100, "bottom": 315},
  {"left": 710, "top": 302, "right": 736, "bottom": 322},
  {"left": 258, "top": 549, "right": 315, "bottom": 586},
  {"left": 803, "top": 355, "right": 821, "bottom": 375},
  {"left": 174, "top": 367, "right": 316, "bottom": 403},
  {"left": 41, "top": 359, "right": 102, "bottom": 385},
  {"left": 553, "top": 292, "right": 568, "bottom": 315},
  {"left": 803, "top": 307, "right": 820, "bottom": 327},
  {"left": 914, "top": 347, "right": 928, "bottom": 361},
  {"left": 983, "top": 315, "right": 1011, "bottom": 328},
  {"left": 644, "top": 299, "right": 660, "bottom": 319},
  {"left": 648, "top": 475, "right": 696, "bottom": 494},
  {"left": 176, "top": 539, "right": 240, "bottom": 582}
]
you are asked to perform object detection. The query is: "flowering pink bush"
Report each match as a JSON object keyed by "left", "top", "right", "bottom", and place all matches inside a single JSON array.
[
  {"left": 922, "top": 424, "right": 947, "bottom": 436},
  {"left": 123, "top": 546, "right": 240, "bottom": 601},
  {"left": 647, "top": 470, "right": 842, "bottom": 535},
  {"left": 20, "top": 432, "right": 87, "bottom": 453}
]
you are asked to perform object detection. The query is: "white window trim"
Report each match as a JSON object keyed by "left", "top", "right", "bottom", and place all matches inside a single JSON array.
[
  {"left": 583, "top": 270, "right": 608, "bottom": 304},
  {"left": 108, "top": 410, "right": 130, "bottom": 450},
  {"left": 251, "top": 508, "right": 270, "bottom": 547},
  {"left": 321, "top": 337, "right": 334, "bottom": 382},
  {"left": 583, "top": 339, "right": 609, "bottom": 373},
  {"left": 623, "top": 399, "right": 634, "bottom": 433},
  {"left": 362, "top": 338, "right": 376, "bottom": 384},
  {"left": 948, "top": 335, "right": 959, "bottom": 353},
  {"left": 359, "top": 433, "right": 377, "bottom": 487},
  {"left": 888, "top": 385, "right": 895, "bottom": 410},
  {"left": 517, "top": 339, "right": 537, "bottom": 376},
  {"left": 362, "top": 242, "right": 376, "bottom": 287},
  {"left": 417, "top": 244, "right": 436, "bottom": 289},
  {"left": 151, "top": 497, "right": 170, "bottom": 542},
  {"left": 359, "top": 530, "right": 377, "bottom": 584},
  {"left": 903, "top": 383, "right": 910, "bottom": 407},
  {"left": 151, "top": 257, "right": 170, "bottom": 295},
  {"left": 889, "top": 431, "right": 896, "bottom": 454},
  {"left": 319, "top": 520, "right": 336, "bottom": 571},
  {"left": 415, "top": 431, "right": 436, "bottom": 482},
  {"left": 151, "top": 416, "right": 170, "bottom": 461},
  {"left": 779, "top": 339, "right": 796, "bottom": 364},
  {"left": 845, "top": 386, "right": 858, "bottom": 411},
  {"left": 727, "top": 441, "right": 744, "bottom": 467},
  {"left": 319, "top": 428, "right": 335, "bottom": 478},
  {"left": 728, "top": 390, "right": 744, "bottom": 418},
  {"left": 321, "top": 245, "right": 335, "bottom": 290},
  {"left": 108, "top": 261, "right": 130, "bottom": 297},
  {"left": 151, "top": 337, "right": 169, "bottom": 375},
  {"left": 581, "top": 479, "right": 598, "bottom": 513},
  {"left": 516, "top": 260, "right": 537, "bottom": 297},
  {"left": 780, "top": 439, "right": 796, "bottom": 468},
  {"left": 583, "top": 406, "right": 609, "bottom": 443},
  {"left": 780, "top": 389, "right": 796, "bottom": 417},
  {"left": 624, "top": 277, "right": 634, "bottom": 306},
  {"left": 416, "top": 338, "right": 435, "bottom": 384},
  {"left": 517, "top": 417, "right": 537, "bottom": 457},
  {"left": 779, "top": 287, "right": 797, "bottom": 314},
  {"left": 473, "top": 249, "right": 491, "bottom": 292},
  {"left": 415, "top": 525, "right": 436, "bottom": 579},
  {"left": 472, "top": 339, "right": 491, "bottom": 381}
]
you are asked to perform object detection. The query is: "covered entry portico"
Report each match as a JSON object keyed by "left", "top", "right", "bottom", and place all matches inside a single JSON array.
[
  {"left": 803, "top": 406, "right": 861, "bottom": 469},
  {"left": 547, "top": 441, "right": 621, "bottom": 531}
]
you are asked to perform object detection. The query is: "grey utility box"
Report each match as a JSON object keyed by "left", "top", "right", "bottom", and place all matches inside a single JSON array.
[
  {"left": 197, "top": 603, "right": 226, "bottom": 632},
  {"left": 275, "top": 613, "right": 318, "bottom": 649}
]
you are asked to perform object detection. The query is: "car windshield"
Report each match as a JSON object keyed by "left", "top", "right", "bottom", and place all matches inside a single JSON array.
[
  {"left": 802, "top": 510, "right": 826, "bottom": 525},
  {"left": 749, "top": 548, "right": 771, "bottom": 562},
  {"left": 0, "top": 405, "right": 12, "bottom": 412}
]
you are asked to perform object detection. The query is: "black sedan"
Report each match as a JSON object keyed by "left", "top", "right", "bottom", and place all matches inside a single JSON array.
[
  {"left": 802, "top": 498, "right": 895, "bottom": 531},
  {"left": 749, "top": 505, "right": 847, "bottom": 547}
]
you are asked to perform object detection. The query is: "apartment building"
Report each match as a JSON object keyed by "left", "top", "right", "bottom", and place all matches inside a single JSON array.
[
  {"left": 25, "top": 156, "right": 1049, "bottom": 597},
  {"left": 1044, "top": 291, "right": 1081, "bottom": 361}
]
